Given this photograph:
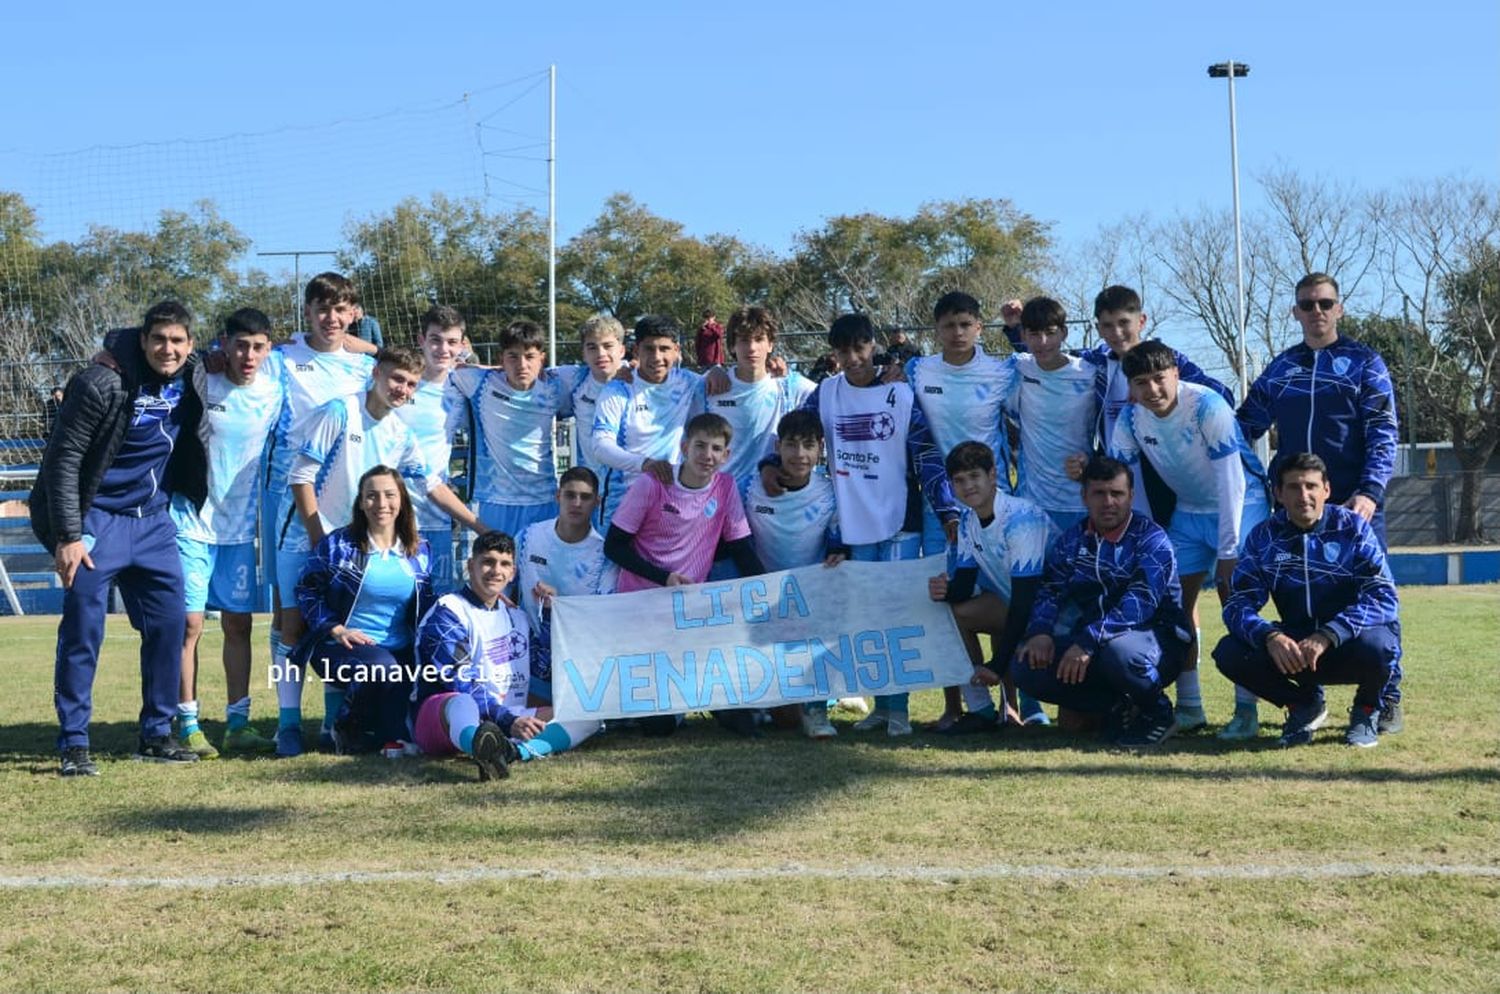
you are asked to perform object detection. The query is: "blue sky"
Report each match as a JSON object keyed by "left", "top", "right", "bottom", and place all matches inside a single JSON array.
[{"left": 3, "top": 0, "right": 1496, "bottom": 264}]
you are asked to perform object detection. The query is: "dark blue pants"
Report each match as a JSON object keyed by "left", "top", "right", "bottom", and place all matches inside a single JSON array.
[
  {"left": 1212, "top": 624, "right": 1399, "bottom": 711},
  {"left": 1346, "top": 503, "right": 1401, "bottom": 706},
  {"left": 310, "top": 642, "right": 414, "bottom": 745},
  {"left": 54, "top": 508, "right": 185, "bottom": 750},
  {"left": 1011, "top": 628, "right": 1186, "bottom": 714}
]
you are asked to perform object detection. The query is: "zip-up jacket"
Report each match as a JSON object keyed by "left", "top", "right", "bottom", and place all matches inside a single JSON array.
[
  {"left": 1223, "top": 503, "right": 1399, "bottom": 649},
  {"left": 290, "top": 526, "right": 434, "bottom": 667},
  {"left": 1237, "top": 336, "right": 1398, "bottom": 505},
  {"left": 1025, "top": 513, "right": 1190, "bottom": 653}
]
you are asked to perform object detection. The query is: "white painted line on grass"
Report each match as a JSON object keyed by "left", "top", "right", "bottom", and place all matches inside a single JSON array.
[{"left": 2, "top": 862, "right": 1497, "bottom": 891}]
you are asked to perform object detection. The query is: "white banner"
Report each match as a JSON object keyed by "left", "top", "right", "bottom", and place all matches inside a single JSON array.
[{"left": 550, "top": 559, "right": 971, "bottom": 720}]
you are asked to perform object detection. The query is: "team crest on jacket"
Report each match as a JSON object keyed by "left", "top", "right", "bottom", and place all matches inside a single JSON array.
[
  {"left": 836, "top": 411, "right": 897, "bottom": 441},
  {"left": 1323, "top": 542, "right": 1342, "bottom": 564},
  {"left": 1332, "top": 356, "right": 1352, "bottom": 376}
]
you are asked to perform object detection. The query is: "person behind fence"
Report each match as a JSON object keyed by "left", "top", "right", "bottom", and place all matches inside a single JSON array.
[
  {"left": 31, "top": 301, "right": 205, "bottom": 775},
  {"left": 1213, "top": 453, "right": 1401, "bottom": 749},
  {"left": 170, "top": 307, "right": 286, "bottom": 758},
  {"left": 1236, "top": 272, "right": 1404, "bottom": 733},
  {"left": 414, "top": 531, "right": 603, "bottom": 780},
  {"left": 1012, "top": 455, "right": 1192, "bottom": 747},
  {"left": 290, "top": 465, "right": 434, "bottom": 756}
]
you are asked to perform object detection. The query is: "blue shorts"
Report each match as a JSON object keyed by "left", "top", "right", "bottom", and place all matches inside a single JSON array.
[
  {"left": 422, "top": 527, "right": 457, "bottom": 594},
  {"left": 177, "top": 537, "right": 258, "bottom": 614},
  {"left": 1168, "top": 502, "right": 1270, "bottom": 577},
  {"left": 849, "top": 531, "right": 921, "bottom": 562},
  {"left": 477, "top": 500, "right": 558, "bottom": 541},
  {"left": 275, "top": 546, "right": 312, "bottom": 604}
]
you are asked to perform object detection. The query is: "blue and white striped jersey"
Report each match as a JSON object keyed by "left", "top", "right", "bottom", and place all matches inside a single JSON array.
[
  {"left": 266, "top": 341, "right": 375, "bottom": 486},
  {"left": 703, "top": 369, "right": 816, "bottom": 487},
  {"left": 953, "top": 489, "right": 1052, "bottom": 600},
  {"left": 393, "top": 375, "right": 455, "bottom": 530},
  {"left": 741, "top": 469, "right": 840, "bottom": 572},
  {"left": 515, "top": 518, "right": 619, "bottom": 634},
  {"left": 1004, "top": 354, "right": 1098, "bottom": 513},
  {"left": 447, "top": 366, "right": 574, "bottom": 506},
  {"left": 589, "top": 368, "right": 705, "bottom": 486}
]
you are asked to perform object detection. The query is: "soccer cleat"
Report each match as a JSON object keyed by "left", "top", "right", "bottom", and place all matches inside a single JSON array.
[
  {"left": 885, "top": 713, "right": 914, "bottom": 737},
  {"left": 274, "top": 725, "right": 305, "bottom": 758},
  {"left": 134, "top": 735, "right": 200, "bottom": 764},
  {"left": 851, "top": 710, "right": 890, "bottom": 733},
  {"left": 800, "top": 709, "right": 837, "bottom": 740},
  {"left": 935, "top": 711, "right": 1000, "bottom": 736},
  {"left": 927, "top": 711, "right": 963, "bottom": 733},
  {"left": 1345, "top": 706, "right": 1380, "bottom": 748},
  {"left": 1378, "top": 701, "right": 1404, "bottom": 735},
  {"left": 470, "top": 721, "right": 515, "bottom": 781},
  {"left": 59, "top": 746, "right": 99, "bottom": 777},
  {"left": 1217, "top": 707, "right": 1261, "bottom": 741},
  {"left": 1277, "top": 696, "right": 1329, "bottom": 748},
  {"left": 834, "top": 696, "right": 870, "bottom": 714},
  {"left": 173, "top": 720, "right": 220, "bottom": 760},
  {"left": 1174, "top": 704, "right": 1208, "bottom": 733},
  {"left": 221, "top": 725, "right": 277, "bottom": 755},
  {"left": 1116, "top": 702, "right": 1178, "bottom": 747}
]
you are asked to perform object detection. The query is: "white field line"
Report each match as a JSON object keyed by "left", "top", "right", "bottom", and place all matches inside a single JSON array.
[{"left": 1, "top": 861, "right": 1497, "bottom": 891}]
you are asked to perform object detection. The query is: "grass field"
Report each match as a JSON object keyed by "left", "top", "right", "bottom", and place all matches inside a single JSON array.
[{"left": 1, "top": 585, "right": 1497, "bottom": 992}]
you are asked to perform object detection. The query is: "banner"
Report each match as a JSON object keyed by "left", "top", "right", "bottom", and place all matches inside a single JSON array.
[{"left": 551, "top": 559, "right": 971, "bottom": 720}]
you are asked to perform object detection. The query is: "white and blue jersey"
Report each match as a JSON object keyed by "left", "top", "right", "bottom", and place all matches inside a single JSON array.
[
  {"left": 392, "top": 375, "right": 455, "bottom": 531},
  {"left": 905, "top": 349, "right": 1016, "bottom": 482},
  {"left": 742, "top": 469, "right": 841, "bottom": 572},
  {"left": 590, "top": 368, "right": 704, "bottom": 517},
  {"left": 703, "top": 370, "right": 816, "bottom": 487},
  {"left": 265, "top": 341, "right": 375, "bottom": 488},
  {"left": 1004, "top": 354, "right": 1098, "bottom": 516},
  {"left": 515, "top": 519, "right": 619, "bottom": 635},
  {"left": 953, "top": 490, "right": 1052, "bottom": 600},
  {"left": 172, "top": 362, "right": 284, "bottom": 545},
  {"left": 415, "top": 589, "right": 534, "bottom": 731},
  {"left": 447, "top": 366, "right": 573, "bottom": 507}
]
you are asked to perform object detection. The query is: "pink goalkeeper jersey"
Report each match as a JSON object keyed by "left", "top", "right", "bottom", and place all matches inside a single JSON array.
[{"left": 611, "top": 470, "right": 750, "bottom": 592}]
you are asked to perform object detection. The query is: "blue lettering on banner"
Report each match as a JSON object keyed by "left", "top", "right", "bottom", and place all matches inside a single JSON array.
[
  {"left": 741, "top": 580, "right": 769, "bottom": 623},
  {"left": 854, "top": 629, "right": 890, "bottom": 687},
  {"left": 734, "top": 646, "right": 774, "bottom": 700},
  {"left": 773, "top": 640, "right": 815, "bottom": 700},
  {"left": 699, "top": 647, "right": 738, "bottom": 706},
  {"left": 809, "top": 634, "right": 855, "bottom": 696},
  {"left": 659, "top": 649, "right": 697, "bottom": 711},
  {"left": 885, "top": 625, "right": 931, "bottom": 686},
  {"left": 619, "top": 653, "right": 655, "bottom": 712},
  {"left": 562, "top": 656, "right": 617, "bottom": 712}
]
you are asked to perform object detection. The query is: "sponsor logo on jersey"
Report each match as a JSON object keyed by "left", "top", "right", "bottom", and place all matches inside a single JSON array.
[
  {"left": 663, "top": 503, "right": 681, "bottom": 515},
  {"left": 923, "top": 385, "right": 944, "bottom": 394},
  {"left": 835, "top": 411, "right": 897, "bottom": 442},
  {"left": 1022, "top": 375, "right": 1041, "bottom": 385},
  {"left": 207, "top": 402, "right": 226, "bottom": 412},
  {"left": 529, "top": 554, "right": 548, "bottom": 565},
  {"left": 713, "top": 398, "right": 738, "bottom": 407},
  {"left": 349, "top": 432, "right": 363, "bottom": 443},
  {"left": 1275, "top": 552, "right": 1296, "bottom": 563},
  {"left": 754, "top": 504, "right": 775, "bottom": 514},
  {"left": 295, "top": 363, "right": 315, "bottom": 372},
  {"left": 1332, "top": 356, "right": 1352, "bottom": 377},
  {"left": 1143, "top": 434, "right": 1160, "bottom": 446}
]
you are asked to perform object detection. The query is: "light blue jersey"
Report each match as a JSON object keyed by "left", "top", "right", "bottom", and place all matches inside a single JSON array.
[
  {"left": 953, "top": 489, "right": 1052, "bottom": 600},
  {"left": 447, "top": 366, "right": 573, "bottom": 507},
  {"left": 590, "top": 368, "right": 705, "bottom": 490},
  {"left": 172, "top": 361, "right": 285, "bottom": 545},
  {"left": 515, "top": 518, "right": 619, "bottom": 634},
  {"left": 905, "top": 349, "right": 1016, "bottom": 479},
  {"left": 266, "top": 341, "right": 376, "bottom": 487},
  {"left": 742, "top": 469, "right": 840, "bottom": 572},
  {"left": 704, "top": 370, "right": 816, "bottom": 487},
  {"left": 1005, "top": 354, "right": 1097, "bottom": 514},
  {"left": 393, "top": 376, "right": 454, "bottom": 531}
]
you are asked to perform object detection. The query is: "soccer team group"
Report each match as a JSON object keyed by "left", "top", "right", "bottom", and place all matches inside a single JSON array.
[{"left": 31, "top": 270, "right": 1405, "bottom": 779}]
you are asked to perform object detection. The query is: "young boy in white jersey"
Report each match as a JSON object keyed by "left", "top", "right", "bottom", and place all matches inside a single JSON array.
[
  {"left": 742, "top": 410, "right": 848, "bottom": 738},
  {"left": 516, "top": 467, "right": 619, "bottom": 707},
  {"left": 1111, "top": 340, "right": 1270, "bottom": 736},
  {"left": 590, "top": 314, "right": 705, "bottom": 529},
  {"left": 564, "top": 315, "right": 627, "bottom": 489},
  {"left": 394, "top": 305, "right": 468, "bottom": 594},
  {"left": 703, "top": 306, "right": 816, "bottom": 489},
  {"left": 927, "top": 441, "right": 1053, "bottom": 734},
  {"left": 446, "top": 319, "right": 574, "bottom": 541},
  {"left": 412, "top": 531, "right": 601, "bottom": 780},
  {"left": 273, "top": 347, "right": 485, "bottom": 757},
  {"left": 169, "top": 309, "right": 285, "bottom": 757},
  {"left": 605, "top": 412, "right": 765, "bottom": 737}
]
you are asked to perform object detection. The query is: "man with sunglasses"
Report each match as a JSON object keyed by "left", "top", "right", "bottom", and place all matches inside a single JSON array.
[{"left": 1237, "top": 272, "right": 1403, "bottom": 733}]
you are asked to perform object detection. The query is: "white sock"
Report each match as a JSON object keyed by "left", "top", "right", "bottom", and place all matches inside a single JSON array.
[
  {"left": 272, "top": 634, "right": 302, "bottom": 712},
  {"left": 1176, "top": 669, "right": 1203, "bottom": 709}
]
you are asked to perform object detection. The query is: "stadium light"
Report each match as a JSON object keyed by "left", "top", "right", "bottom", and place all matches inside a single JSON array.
[{"left": 1207, "top": 60, "right": 1250, "bottom": 404}]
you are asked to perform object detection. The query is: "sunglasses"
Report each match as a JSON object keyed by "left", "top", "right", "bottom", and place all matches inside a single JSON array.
[{"left": 1296, "top": 298, "right": 1338, "bottom": 313}]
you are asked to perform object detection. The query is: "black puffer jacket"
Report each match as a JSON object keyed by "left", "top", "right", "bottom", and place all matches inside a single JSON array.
[{"left": 28, "top": 329, "right": 204, "bottom": 552}]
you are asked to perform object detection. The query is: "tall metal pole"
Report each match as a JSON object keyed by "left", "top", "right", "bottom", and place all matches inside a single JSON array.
[
  {"left": 1226, "top": 61, "right": 1248, "bottom": 403},
  {"left": 548, "top": 64, "right": 558, "bottom": 367},
  {"left": 257, "top": 249, "right": 337, "bottom": 333}
]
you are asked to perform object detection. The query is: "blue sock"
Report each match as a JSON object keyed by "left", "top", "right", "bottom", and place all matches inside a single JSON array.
[
  {"left": 177, "top": 701, "right": 200, "bottom": 736},
  {"left": 278, "top": 707, "right": 301, "bottom": 731},
  {"left": 519, "top": 723, "right": 573, "bottom": 760},
  {"left": 226, "top": 696, "right": 251, "bottom": 731},
  {"left": 322, "top": 688, "right": 347, "bottom": 731},
  {"left": 457, "top": 724, "right": 477, "bottom": 754},
  {"left": 875, "top": 693, "right": 909, "bottom": 716},
  {"left": 971, "top": 704, "right": 998, "bottom": 721}
]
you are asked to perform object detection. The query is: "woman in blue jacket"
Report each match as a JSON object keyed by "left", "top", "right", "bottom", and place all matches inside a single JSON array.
[{"left": 292, "top": 465, "right": 433, "bottom": 754}]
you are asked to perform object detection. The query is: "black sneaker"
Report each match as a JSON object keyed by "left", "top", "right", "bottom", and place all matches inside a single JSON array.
[
  {"left": 713, "top": 708, "right": 761, "bottom": 738},
  {"left": 934, "top": 711, "right": 1001, "bottom": 736},
  {"left": 1378, "top": 701, "right": 1404, "bottom": 735},
  {"left": 1116, "top": 701, "right": 1178, "bottom": 747},
  {"left": 639, "top": 714, "right": 681, "bottom": 738},
  {"left": 59, "top": 746, "right": 99, "bottom": 777},
  {"left": 134, "top": 735, "right": 200, "bottom": 764},
  {"left": 470, "top": 720, "right": 515, "bottom": 781}
]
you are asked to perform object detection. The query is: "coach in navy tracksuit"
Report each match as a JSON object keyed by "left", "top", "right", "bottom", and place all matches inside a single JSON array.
[
  {"left": 30, "top": 302, "right": 205, "bottom": 776},
  {"left": 1213, "top": 453, "right": 1401, "bottom": 749},
  {"left": 1012, "top": 455, "right": 1192, "bottom": 747}
]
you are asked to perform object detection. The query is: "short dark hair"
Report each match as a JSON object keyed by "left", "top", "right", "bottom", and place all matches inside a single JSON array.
[
  {"left": 304, "top": 272, "right": 359, "bottom": 307},
  {"left": 933, "top": 291, "right": 981, "bottom": 322},
  {"left": 469, "top": 530, "right": 515, "bottom": 560},
  {"left": 1020, "top": 296, "right": 1068, "bottom": 333},
  {"left": 1080, "top": 454, "right": 1133, "bottom": 490},
  {"left": 223, "top": 307, "right": 272, "bottom": 340},
  {"left": 375, "top": 346, "right": 424, "bottom": 376},
  {"left": 421, "top": 305, "right": 466, "bottom": 334},
  {"left": 1121, "top": 339, "right": 1179, "bottom": 380},
  {"left": 776, "top": 409, "right": 823, "bottom": 444},
  {"left": 1094, "top": 285, "right": 1142, "bottom": 317},
  {"left": 1274, "top": 451, "right": 1329, "bottom": 487},
  {"left": 1295, "top": 272, "right": 1339, "bottom": 296},
  {"left": 726, "top": 305, "right": 778, "bottom": 348},
  {"left": 685, "top": 411, "right": 733, "bottom": 447},
  {"left": 558, "top": 465, "right": 600, "bottom": 494},
  {"left": 634, "top": 314, "right": 681, "bottom": 345},
  {"left": 945, "top": 440, "right": 995, "bottom": 478},
  {"left": 828, "top": 313, "right": 875, "bottom": 348},
  {"left": 499, "top": 320, "right": 545, "bottom": 352},
  {"left": 142, "top": 300, "right": 192, "bottom": 337}
]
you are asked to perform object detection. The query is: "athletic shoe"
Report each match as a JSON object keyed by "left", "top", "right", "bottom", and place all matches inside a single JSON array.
[
  {"left": 934, "top": 711, "right": 1001, "bottom": 736},
  {"left": 800, "top": 709, "right": 837, "bottom": 740},
  {"left": 1217, "top": 707, "right": 1261, "bottom": 742},
  {"left": 1345, "top": 706, "right": 1381, "bottom": 748},
  {"left": 851, "top": 710, "right": 890, "bottom": 733},
  {"left": 274, "top": 726, "right": 304, "bottom": 758},
  {"left": 470, "top": 720, "right": 514, "bottom": 781},
  {"left": 885, "top": 713, "right": 913, "bottom": 737},
  {"left": 1174, "top": 704, "right": 1208, "bottom": 734},
  {"left": 639, "top": 714, "right": 681, "bottom": 738},
  {"left": 1378, "top": 701, "right": 1404, "bottom": 735},
  {"left": 173, "top": 719, "right": 220, "bottom": 760},
  {"left": 134, "top": 735, "right": 200, "bottom": 764},
  {"left": 1116, "top": 702, "right": 1178, "bottom": 747},
  {"left": 1277, "top": 696, "right": 1329, "bottom": 748},
  {"left": 1019, "top": 696, "right": 1051, "bottom": 726},
  {"left": 316, "top": 729, "right": 337, "bottom": 753},
  {"left": 59, "top": 746, "right": 99, "bottom": 777},
  {"left": 221, "top": 725, "right": 277, "bottom": 755},
  {"left": 927, "top": 711, "right": 963, "bottom": 733},
  {"left": 834, "top": 696, "right": 870, "bottom": 714},
  {"left": 713, "top": 709, "right": 761, "bottom": 738},
  {"left": 1101, "top": 702, "right": 1137, "bottom": 742}
]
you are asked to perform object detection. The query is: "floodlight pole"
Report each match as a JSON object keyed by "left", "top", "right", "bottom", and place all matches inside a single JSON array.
[
  {"left": 1208, "top": 61, "right": 1250, "bottom": 402},
  {"left": 548, "top": 64, "right": 558, "bottom": 367},
  {"left": 257, "top": 249, "right": 337, "bottom": 333}
]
